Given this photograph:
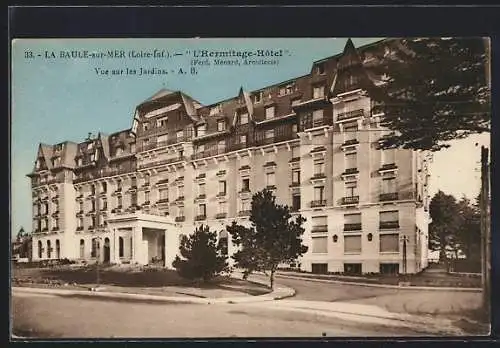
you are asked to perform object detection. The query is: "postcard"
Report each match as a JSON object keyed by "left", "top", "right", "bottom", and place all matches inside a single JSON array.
[{"left": 10, "top": 37, "right": 491, "bottom": 339}]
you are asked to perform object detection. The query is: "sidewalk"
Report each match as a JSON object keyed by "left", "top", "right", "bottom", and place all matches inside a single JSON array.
[
  {"left": 12, "top": 272, "right": 295, "bottom": 305},
  {"left": 276, "top": 272, "right": 481, "bottom": 292}
]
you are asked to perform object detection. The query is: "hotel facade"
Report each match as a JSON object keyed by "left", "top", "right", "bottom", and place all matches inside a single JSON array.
[{"left": 27, "top": 39, "right": 432, "bottom": 274}]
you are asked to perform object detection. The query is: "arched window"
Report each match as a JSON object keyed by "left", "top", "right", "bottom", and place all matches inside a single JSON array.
[
  {"left": 38, "top": 240, "right": 43, "bottom": 258},
  {"left": 91, "top": 238, "right": 98, "bottom": 258},
  {"left": 119, "top": 237, "right": 124, "bottom": 257},
  {"left": 55, "top": 239, "right": 61, "bottom": 259},
  {"left": 80, "top": 239, "right": 85, "bottom": 258},
  {"left": 47, "top": 240, "right": 52, "bottom": 258}
]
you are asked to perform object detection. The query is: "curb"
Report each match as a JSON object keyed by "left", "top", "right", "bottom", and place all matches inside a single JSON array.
[
  {"left": 12, "top": 280, "right": 296, "bottom": 305},
  {"left": 276, "top": 274, "right": 482, "bottom": 292}
]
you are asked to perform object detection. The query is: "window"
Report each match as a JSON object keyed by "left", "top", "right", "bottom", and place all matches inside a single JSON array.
[
  {"left": 76, "top": 158, "right": 83, "bottom": 166},
  {"left": 218, "top": 140, "right": 226, "bottom": 153},
  {"left": 314, "top": 186, "right": 325, "bottom": 201},
  {"left": 196, "top": 144, "right": 205, "bottom": 154},
  {"left": 314, "top": 161, "right": 325, "bottom": 176},
  {"left": 131, "top": 192, "right": 138, "bottom": 206},
  {"left": 266, "top": 172, "right": 275, "bottom": 187},
  {"left": 143, "top": 123, "right": 149, "bottom": 131},
  {"left": 312, "top": 109, "right": 324, "bottom": 126},
  {"left": 345, "top": 152, "right": 357, "bottom": 170},
  {"left": 117, "top": 195, "right": 122, "bottom": 207},
  {"left": 240, "top": 135, "right": 247, "bottom": 144},
  {"left": 345, "top": 213, "right": 361, "bottom": 225},
  {"left": 312, "top": 216, "right": 328, "bottom": 232},
  {"left": 196, "top": 124, "right": 206, "bottom": 137},
  {"left": 292, "top": 169, "right": 300, "bottom": 184},
  {"left": 253, "top": 92, "right": 262, "bottom": 103},
  {"left": 380, "top": 263, "right": 399, "bottom": 274},
  {"left": 265, "top": 129, "right": 274, "bottom": 139},
  {"left": 176, "top": 130, "right": 184, "bottom": 140},
  {"left": 241, "top": 199, "right": 251, "bottom": 212},
  {"left": 217, "top": 120, "right": 226, "bottom": 132},
  {"left": 313, "top": 85, "right": 325, "bottom": 99},
  {"left": 198, "top": 183, "right": 206, "bottom": 196},
  {"left": 157, "top": 134, "right": 168, "bottom": 144},
  {"left": 157, "top": 117, "right": 168, "bottom": 128},
  {"left": 382, "top": 178, "right": 396, "bottom": 193},
  {"left": 47, "top": 240, "right": 52, "bottom": 258},
  {"left": 380, "top": 233, "right": 399, "bottom": 252},
  {"left": 131, "top": 177, "right": 137, "bottom": 188},
  {"left": 56, "top": 240, "right": 60, "bottom": 259},
  {"left": 316, "top": 63, "right": 325, "bottom": 75},
  {"left": 279, "top": 84, "right": 294, "bottom": 96},
  {"left": 143, "top": 139, "right": 150, "bottom": 147},
  {"left": 210, "top": 105, "right": 221, "bottom": 116},
  {"left": 38, "top": 241, "right": 43, "bottom": 258},
  {"left": 380, "top": 210, "right": 398, "bottom": 222},
  {"left": 344, "top": 235, "right": 362, "bottom": 253},
  {"left": 91, "top": 238, "right": 98, "bottom": 258},
  {"left": 145, "top": 191, "right": 150, "bottom": 202},
  {"left": 292, "top": 194, "right": 301, "bottom": 211},
  {"left": 79, "top": 201, "right": 83, "bottom": 212},
  {"left": 91, "top": 216, "right": 96, "bottom": 227},
  {"left": 130, "top": 143, "right": 136, "bottom": 152},
  {"left": 345, "top": 181, "right": 358, "bottom": 197},
  {"left": 117, "top": 180, "right": 122, "bottom": 191},
  {"left": 178, "top": 206, "right": 185, "bottom": 217},
  {"left": 344, "top": 124, "right": 358, "bottom": 141},
  {"left": 199, "top": 204, "right": 206, "bottom": 216},
  {"left": 265, "top": 106, "right": 275, "bottom": 120},
  {"left": 91, "top": 185, "right": 96, "bottom": 195},
  {"left": 242, "top": 178, "right": 250, "bottom": 192},
  {"left": 79, "top": 239, "right": 85, "bottom": 258},
  {"left": 91, "top": 199, "right": 96, "bottom": 212},
  {"left": 382, "top": 149, "right": 396, "bottom": 165},
  {"left": 159, "top": 188, "right": 168, "bottom": 200},
  {"left": 219, "top": 181, "right": 227, "bottom": 195},
  {"left": 218, "top": 201, "right": 227, "bottom": 214},
  {"left": 177, "top": 185, "right": 184, "bottom": 198},
  {"left": 78, "top": 217, "right": 83, "bottom": 228},
  {"left": 312, "top": 237, "right": 328, "bottom": 253},
  {"left": 239, "top": 113, "right": 249, "bottom": 125},
  {"left": 291, "top": 146, "right": 300, "bottom": 158},
  {"left": 52, "top": 157, "right": 61, "bottom": 167},
  {"left": 119, "top": 237, "right": 124, "bottom": 257},
  {"left": 102, "top": 182, "right": 107, "bottom": 193}
]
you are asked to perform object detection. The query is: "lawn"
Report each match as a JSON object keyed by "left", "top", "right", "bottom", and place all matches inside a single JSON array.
[{"left": 11, "top": 264, "right": 271, "bottom": 298}]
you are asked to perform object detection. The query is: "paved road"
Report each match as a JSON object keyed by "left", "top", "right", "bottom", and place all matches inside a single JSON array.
[
  {"left": 272, "top": 275, "right": 482, "bottom": 316},
  {"left": 12, "top": 292, "right": 427, "bottom": 338}
]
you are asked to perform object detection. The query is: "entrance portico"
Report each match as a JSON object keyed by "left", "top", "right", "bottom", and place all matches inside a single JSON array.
[{"left": 105, "top": 213, "right": 180, "bottom": 267}]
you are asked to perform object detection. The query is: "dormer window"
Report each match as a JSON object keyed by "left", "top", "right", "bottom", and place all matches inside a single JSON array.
[
  {"left": 52, "top": 157, "right": 61, "bottom": 167},
  {"left": 253, "top": 91, "right": 263, "bottom": 103},
  {"left": 279, "top": 84, "right": 295, "bottom": 96},
  {"left": 196, "top": 124, "right": 206, "bottom": 137},
  {"left": 143, "top": 122, "right": 149, "bottom": 131},
  {"left": 156, "top": 117, "right": 168, "bottom": 128},
  {"left": 313, "top": 85, "right": 325, "bottom": 99},
  {"left": 176, "top": 130, "right": 184, "bottom": 140},
  {"left": 239, "top": 113, "right": 249, "bottom": 125},
  {"left": 116, "top": 147, "right": 123, "bottom": 156},
  {"left": 217, "top": 119, "right": 226, "bottom": 132},
  {"left": 209, "top": 105, "right": 221, "bottom": 116},
  {"left": 316, "top": 63, "right": 325, "bottom": 75},
  {"left": 265, "top": 106, "right": 275, "bottom": 120}
]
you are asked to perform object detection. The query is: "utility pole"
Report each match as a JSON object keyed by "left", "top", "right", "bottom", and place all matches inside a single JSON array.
[{"left": 480, "top": 146, "right": 490, "bottom": 318}]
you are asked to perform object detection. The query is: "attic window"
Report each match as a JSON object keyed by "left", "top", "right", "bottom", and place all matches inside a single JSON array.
[
  {"left": 253, "top": 92, "right": 262, "bottom": 103},
  {"left": 196, "top": 125, "right": 206, "bottom": 137},
  {"left": 143, "top": 123, "right": 149, "bottom": 131},
  {"left": 156, "top": 117, "right": 168, "bottom": 128},
  {"left": 217, "top": 120, "right": 226, "bottom": 132},
  {"left": 239, "top": 113, "right": 249, "bottom": 125},
  {"left": 116, "top": 147, "right": 124, "bottom": 156},
  {"left": 209, "top": 105, "right": 221, "bottom": 116},
  {"left": 316, "top": 63, "right": 325, "bottom": 75},
  {"left": 279, "top": 84, "right": 294, "bottom": 96}
]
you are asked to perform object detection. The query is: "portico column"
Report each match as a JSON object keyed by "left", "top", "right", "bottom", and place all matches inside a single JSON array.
[
  {"left": 112, "top": 229, "right": 119, "bottom": 263},
  {"left": 164, "top": 227, "right": 180, "bottom": 269},
  {"left": 133, "top": 224, "right": 147, "bottom": 265}
]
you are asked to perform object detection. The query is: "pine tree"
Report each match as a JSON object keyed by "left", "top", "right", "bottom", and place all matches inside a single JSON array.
[
  {"left": 367, "top": 37, "right": 490, "bottom": 151},
  {"left": 228, "top": 188, "right": 308, "bottom": 289},
  {"left": 172, "top": 224, "right": 229, "bottom": 283}
]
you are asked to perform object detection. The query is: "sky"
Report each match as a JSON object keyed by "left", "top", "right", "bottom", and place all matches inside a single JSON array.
[{"left": 10, "top": 38, "right": 490, "bottom": 236}]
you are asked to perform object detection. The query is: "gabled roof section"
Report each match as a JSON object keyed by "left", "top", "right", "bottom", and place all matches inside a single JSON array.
[
  {"left": 142, "top": 88, "right": 176, "bottom": 103},
  {"left": 180, "top": 93, "right": 202, "bottom": 123},
  {"left": 231, "top": 87, "right": 254, "bottom": 126},
  {"left": 39, "top": 144, "right": 53, "bottom": 170},
  {"left": 62, "top": 142, "right": 78, "bottom": 168}
]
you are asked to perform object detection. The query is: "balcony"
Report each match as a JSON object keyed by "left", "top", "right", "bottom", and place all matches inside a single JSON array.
[
  {"left": 142, "top": 201, "right": 151, "bottom": 206},
  {"left": 289, "top": 157, "right": 300, "bottom": 163},
  {"left": 42, "top": 227, "right": 49, "bottom": 232},
  {"left": 138, "top": 156, "right": 186, "bottom": 170},
  {"left": 289, "top": 182, "right": 300, "bottom": 188},
  {"left": 51, "top": 226, "right": 59, "bottom": 231},
  {"left": 191, "top": 148, "right": 224, "bottom": 160},
  {"left": 73, "top": 167, "right": 134, "bottom": 184},
  {"left": 266, "top": 185, "right": 277, "bottom": 190},
  {"left": 216, "top": 192, "right": 227, "bottom": 197},
  {"left": 195, "top": 214, "right": 207, "bottom": 221},
  {"left": 88, "top": 226, "right": 95, "bottom": 230},
  {"left": 76, "top": 210, "right": 84, "bottom": 216},
  {"left": 175, "top": 216, "right": 186, "bottom": 222},
  {"left": 379, "top": 163, "right": 398, "bottom": 173},
  {"left": 342, "top": 196, "right": 359, "bottom": 205},
  {"left": 310, "top": 200, "right": 326, "bottom": 208},
  {"left": 311, "top": 225, "right": 328, "bottom": 233},
  {"left": 156, "top": 198, "right": 169, "bottom": 204},
  {"left": 196, "top": 194, "right": 207, "bottom": 200},
  {"left": 312, "top": 173, "right": 326, "bottom": 179},
  {"left": 343, "top": 168, "right": 359, "bottom": 175},
  {"left": 215, "top": 212, "right": 227, "bottom": 219},
  {"left": 341, "top": 139, "right": 360, "bottom": 150},
  {"left": 76, "top": 226, "right": 84, "bottom": 231},
  {"left": 238, "top": 210, "right": 251, "bottom": 217},
  {"left": 302, "top": 118, "right": 328, "bottom": 131},
  {"left": 111, "top": 208, "right": 122, "bottom": 213},
  {"left": 112, "top": 188, "right": 122, "bottom": 195},
  {"left": 344, "top": 223, "right": 362, "bottom": 231},
  {"left": 380, "top": 221, "right": 400, "bottom": 229},
  {"left": 336, "top": 109, "right": 364, "bottom": 122},
  {"left": 255, "top": 132, "right": 296, "bottom": 146},
  {"left": 379, "top": 192, "right": 398, "bottom": 202},
  {"left": 216, "top": 170, "right": 226, "bottom": 177}
]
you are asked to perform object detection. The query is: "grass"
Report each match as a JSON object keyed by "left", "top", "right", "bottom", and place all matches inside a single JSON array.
[{"left": 11, "top": 264, "right": 270, "bottom": 296}]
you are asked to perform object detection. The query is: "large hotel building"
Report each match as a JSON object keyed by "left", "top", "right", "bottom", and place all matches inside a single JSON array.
[{"left": 28, "top": 39, "right": 432, "bottom": 274}]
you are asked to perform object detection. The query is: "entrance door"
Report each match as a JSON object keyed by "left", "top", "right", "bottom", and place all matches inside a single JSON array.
[
  {"left": 160, "top": 234, "right": 165, "bottom": 266},
  {"left": 103, "top": 238, "right": 110, "bottom": 263}
]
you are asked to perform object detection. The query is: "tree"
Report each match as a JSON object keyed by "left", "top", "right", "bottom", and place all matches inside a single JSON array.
[
  {"left": 367, "top": 37, "right": 490, "bottom": 151},
  {"left": 456, "top": 196, "right": 481, "bottom": 262},
  {"left": 228, "top": 188, "right": 308, "bottom": 289},
  {"left": 172, "top": 224, "right": 229, "bottom": 283},
  {"left": 429, "top": 191, "right": 462, "bottom": 262},
  {"left": 16, "top": 227, "right": 26, "bottom": 242}
]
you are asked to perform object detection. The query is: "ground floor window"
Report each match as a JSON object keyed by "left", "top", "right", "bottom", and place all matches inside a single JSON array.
[
  {"left": 38, "top": 240, "right": 42, "bottom": 258},
  {"left": 79, "top": 239, "right": 85, "bottom": 258},
  {"left": 380, "top": 263, "right": 399, "bottom": 275},
  {"left": 312, "top": 263, "right": 328, "bottom": 274},
  {"left": 47, "top": 240, "right": 52, "bottom": 258},
  {"left": 55, "top": 239, "right": 60, "bottom": 259},
  {"left": 119, "top": 237, "right": 124, "bottom": 257},
  {"left": 344, "top": 263, "right": 362, "bottom": 275}
]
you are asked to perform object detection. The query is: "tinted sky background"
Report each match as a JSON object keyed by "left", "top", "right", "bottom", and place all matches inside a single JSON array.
[{"left": 11, "top": 38, "right": 490, "bottom": 236}]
